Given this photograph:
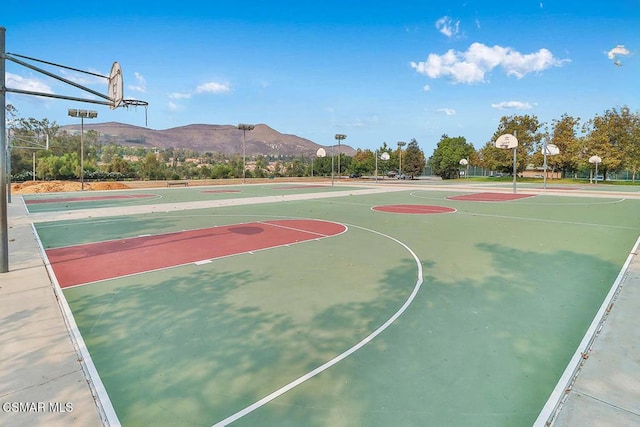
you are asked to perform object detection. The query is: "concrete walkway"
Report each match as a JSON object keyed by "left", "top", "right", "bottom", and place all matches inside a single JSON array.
[
  {"left": 0, "top": 198, "right": 104, "bottom": 426},
  {"left": 538, "top": 240, "right": 640, "bottom": 426},
  {"left": 1, "top": 182, "right": 639, "bottom": 426}
]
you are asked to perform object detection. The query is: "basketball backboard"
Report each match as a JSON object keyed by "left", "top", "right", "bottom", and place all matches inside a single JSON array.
[
  {"left": 543, "top": 144, "right": 560, "bottom": 156},
  {"left": 108, "top": 62, "right": 123, "bottom": 109},
  {"left": 316, "top": 148, "right": 327, "bottom": 158},
  {"left": 589, "top": 155, "right": 602, "bottom": 164},
  {"left": 495, "top": 133, "right": 518, "bottom": 149},
  {"left": 380, "top": 152, "right": 390, "bottom": 161}
]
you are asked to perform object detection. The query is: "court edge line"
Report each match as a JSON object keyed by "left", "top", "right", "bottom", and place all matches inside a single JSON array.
[
  {"left": 59, "top": 221, "right": 348, "bottom": 289},
  {"left": 456, "top": 211, "right": 639, "bottom": 230},
  {"left": 31, "top": 223, "right": 121, "bottom": 427},
  {"left": 533, "top": 234, "right": 640, "bottom": 427},
  {"left": 212, "top": 224, "right": 423, "bottom": 427},
  {"left": 409, "top": 191, "right": 627, "bottom": 206}
]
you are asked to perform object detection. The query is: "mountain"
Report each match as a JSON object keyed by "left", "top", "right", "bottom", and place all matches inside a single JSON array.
[{"left": 59, "top": 122, "right": 357, "bottom": 157}]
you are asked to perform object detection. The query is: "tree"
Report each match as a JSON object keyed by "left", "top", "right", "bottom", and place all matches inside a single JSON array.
[
  {"left": 429, "top": 135, "right": 475, "bottom": 179},
  {"left": 402, "top": 139, "right": 426, "bottom": 178},
  {"left": 581, "top": 107, "right": 632, "bottom": 180},
  {"left": 140, "top": 152, "right": 164, "bottom": 180},
  {"left": 483, "top": 115, "right": 545, "bottom": 174}
]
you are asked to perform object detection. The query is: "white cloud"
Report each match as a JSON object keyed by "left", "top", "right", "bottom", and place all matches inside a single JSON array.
[
  {"left": 196, "top": 82, "right": 231, "bottom": 94},
  {"left": 437, "top": 108, "right": 456, "bottom": 116},
  {"left": 6, "top": 73, "right": 53, "bottom": 93},
  {"left": 606, "top": 45, "right": 629, "bottom": 65},
  {"left": 167, "top": 101, "right": 181, "bottom": 112},
  {"left": 435, "top": 16, "right": 460, "bottom": 38},
  {"left": 410, "top": 42, "right": 569, "bottom": 84},
  {"left": 491, "top": 101, "right": 534, "bottom": 110},
  {"left": 128, "top": 72, "right": 146, "bottom": 92},
  {"left": 169, "top": 92, "right": 192, "bottom": 99},
  {"left": 423, "top": 84, "right": 431, "bottom": 91}
]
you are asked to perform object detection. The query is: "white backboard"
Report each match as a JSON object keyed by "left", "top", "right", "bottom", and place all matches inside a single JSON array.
[
  {"left": 380, "top": 152, "right": 390, "bottom": 161},
  {"left": 108, "top": 62, "right": 123, "bottom": 110},
  {"left": 588, "top": 155, "right": 602, "bottom": 164},
  {"left": 543, "top": 144, "right": 560, "bottom": 156},
  {"left": 495, "top": 133, "right": 518, "bottom": 149},
  {"left": 316, "top": 148, "right": 327, "bottom": 158}
]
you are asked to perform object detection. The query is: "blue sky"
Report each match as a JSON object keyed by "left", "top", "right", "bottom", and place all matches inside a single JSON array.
[{"left": 4, "top": 1, "right": 639, "bottom": 155}]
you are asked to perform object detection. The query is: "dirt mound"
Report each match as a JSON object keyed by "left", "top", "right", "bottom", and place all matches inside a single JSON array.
[
  {"left": 11, "top": 181, "right": 131, "bottom": 194},
  {"left": 89, "top": 182, "right": 131, "bottom": 190}
]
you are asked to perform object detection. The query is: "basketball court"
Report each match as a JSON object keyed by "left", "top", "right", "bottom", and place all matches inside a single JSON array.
[{"left": 22, "top": 181, "right": 639, "bottom": 426}]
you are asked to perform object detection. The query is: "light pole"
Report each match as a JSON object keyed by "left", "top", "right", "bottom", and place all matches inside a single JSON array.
[
  {"left": 68, "top": 109, "right": 97, "bottom": 191},
  {"left": 238, "top": 124, "right": 254, "bottom": 184},
  {"left": 335, "top": 134, "right": 346, "bottom": 179},
  {"left": 397, "top": 141, "right": 406, "bottom": 177}
]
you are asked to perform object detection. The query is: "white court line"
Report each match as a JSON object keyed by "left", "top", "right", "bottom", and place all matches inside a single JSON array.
[
  {"left": 534, "top": 235, "right": 640, "bottom": 426},
  {"left": 258, "top": 219, "right": 347, "bottom": 238},
  {"left": 57, "top": 220, "right": 348, "bottom": 289},
  {"left": 31, "top": 224, "right": 121, "bottom": 427},
  {"left": 212, "top": 223, "right": 423, "bottom": 427},
  {"left": 456, "top": 211, "right": 639, "bottom": 230}
]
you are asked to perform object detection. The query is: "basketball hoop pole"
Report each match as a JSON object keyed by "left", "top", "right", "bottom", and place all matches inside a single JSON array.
[
  {"left": 1, "top": 26, "right": 9, "bottom": 273},
  {"left": 512, "top": 131, "right": 517, "bottom": 194}
]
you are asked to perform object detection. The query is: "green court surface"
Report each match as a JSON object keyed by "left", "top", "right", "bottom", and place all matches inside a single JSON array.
[
  {"left": 33, "top": 186, "right": 640, "bottom": 426},
  {"left": 23, "top": 183, "right": 359, "bottom": 213}
]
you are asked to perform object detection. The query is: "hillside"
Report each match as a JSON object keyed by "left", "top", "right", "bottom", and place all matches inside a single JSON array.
[{"left": 59, "top": 122, "right": 357, "bottom": 157}]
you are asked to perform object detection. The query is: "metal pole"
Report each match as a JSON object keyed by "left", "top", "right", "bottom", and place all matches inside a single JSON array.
[
  {"left": 1, "top": 26, "right": 9, "bottom": 272},
  {"left": 375, "top": 150, "right": 378, "bottom": 183},
  {"left": 512, "top": 147, "right": 517, "bottom": 194},
  {"left": 6, "top": 130, "right": 11, "bottom": 203},
  {"left": 543, "top": 143, "right": 548, "bottom": 190},
  {"left": 80, "top": 116, "right": 84, "bottom": 190},
  {"left": 337, "top": 141, "right": 340, "bottom": 180},
  {"left": 33, "top": 152, "right": 36, "bottom": 181},
  {"left": 242, "top": 129, "right": 246, "bottom": 184},
  {"left": 331, "top": 145, "right": 334, "bottom": 187}
]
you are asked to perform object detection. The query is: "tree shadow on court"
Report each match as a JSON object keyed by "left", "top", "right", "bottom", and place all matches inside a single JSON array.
[
  {"left": 64, "top": 256, "right": 423, "bottom": 427},
  {"left": 310, "top": 243, "right": 624, "bottom": 427}
]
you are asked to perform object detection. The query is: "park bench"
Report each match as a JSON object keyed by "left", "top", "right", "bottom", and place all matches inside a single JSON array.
[{"left": 167, "top": 181, "right": 188, "bottom": 187}]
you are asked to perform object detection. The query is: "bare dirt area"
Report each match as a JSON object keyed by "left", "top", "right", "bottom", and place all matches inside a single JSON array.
[
  {"left": 10, "top": 177, "right": 334, "bottom": 194},
  {"left": 11, "top": 181, "right": 131, "bottom": 194}
]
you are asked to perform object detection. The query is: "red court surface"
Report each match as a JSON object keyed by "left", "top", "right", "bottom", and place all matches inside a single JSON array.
[
  {"left": 447, "top": 192, "right": 535, "bottom": 201},
  {"left": 25, "top": 194, "right": 157, "bottom": 204},
  {"left": 372, "top": 204, "right": 456, "bottom": 214},
  {"left": 201, "top": 189, "right": 241, "bottom": 193},
  {"left": 46, "top": 219, "right": 346, "bottom": 288}
]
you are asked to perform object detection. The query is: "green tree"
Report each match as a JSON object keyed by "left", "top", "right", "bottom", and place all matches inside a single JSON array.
[
  {"left": 581, "top": 107, "right": 633, "bottom": 180},
  {"left": 429, "top": 135, "right": 475, "bottom": 179},
  {"left": 402, "top": 139, "right": 426, "bottom": 178},
  {"left": 140, "top": 152, "right": 164, "bottom": 180},
  {"left": 482, "top": 115, "right": 545, "bottom": 174}
]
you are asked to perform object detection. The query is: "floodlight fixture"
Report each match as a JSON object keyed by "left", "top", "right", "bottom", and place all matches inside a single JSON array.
[{"left": 68, "top": 109, "right": 98, "bottom": 190}]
